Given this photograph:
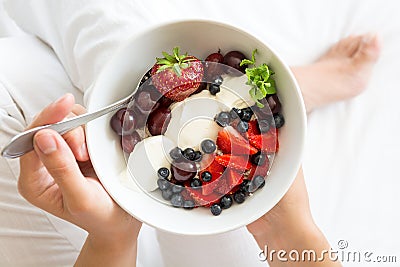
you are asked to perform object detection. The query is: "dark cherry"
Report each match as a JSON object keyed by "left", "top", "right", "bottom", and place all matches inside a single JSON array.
[
  {"left": 223, "top": 51, "right": 247, "bottom": 73},
  {"left": 205, "top": 51, "right": 224, "bottom": 63},
  {"left": 157, "top": 95, "right": 174, "bottom": 108},
  {"left": 171, "top": 160, "right": 197, "bottom": 182},
  {"left": 110, "top": 108, "right": 126, "bottom": 135},
  {"left": 135, "top": 91, "right": 156, "bottom": 113},
  {"left": 266, "top": 94, "right": 282, "bottom": 114},
  {"left": 147, "top": 107, "right": 171, "bottom": 135},
  {"left": 205, "top": 50, "right": 224, "bottom": 79},
  {"left": 141, "top": 84, "right": 162, "bottom": 101},
  {"left": 121, "top": 131, "right": 142, "bottom": 153}
]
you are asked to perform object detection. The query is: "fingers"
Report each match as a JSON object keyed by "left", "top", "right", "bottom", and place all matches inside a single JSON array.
[
  {"left": 33, "top": 129, "right": 88, "bottom": 200},
  {"left": 28, "top": 93, "right": 76, "bottom": 129},
  {"left": 63, "top": 104, "right": 89, "bottom": 161},
  {"left": 20, "top": 94, "right": 77, "bottom": 178}
]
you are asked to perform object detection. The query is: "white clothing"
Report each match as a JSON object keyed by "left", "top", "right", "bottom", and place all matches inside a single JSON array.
[{"left": 1, "top": 0, "right": 400, "bottom": 266}]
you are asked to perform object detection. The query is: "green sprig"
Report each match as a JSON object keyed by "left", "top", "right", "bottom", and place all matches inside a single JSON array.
[
  {"left": 241, "top": 49, "right": 276, "bottom": 107},
  {"left": 155, "top": 47, "right": 194, "bottom": 76}
]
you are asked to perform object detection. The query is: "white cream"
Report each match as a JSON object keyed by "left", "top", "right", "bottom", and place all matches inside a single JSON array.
[
  {"left": 216, "top": 75, "right": 255, "bottom": 110},
  {"left": 127, "top": 135, "right": 176, "bottom": 192},
  {"left": 164, "top": 90, "right": 221, "bottom": 150},
  {"left": 164, "top": 75, "right": 254, "bottom": 150}
]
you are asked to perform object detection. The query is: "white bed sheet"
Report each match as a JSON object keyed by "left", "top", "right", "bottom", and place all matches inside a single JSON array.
[{"left": 1, "top": 0, "right": 400, "bottom": 266}]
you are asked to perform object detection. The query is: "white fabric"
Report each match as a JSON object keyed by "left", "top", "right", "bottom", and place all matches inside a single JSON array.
[{"left": 0, "top": 0, "right": 399, "bottom": 266}]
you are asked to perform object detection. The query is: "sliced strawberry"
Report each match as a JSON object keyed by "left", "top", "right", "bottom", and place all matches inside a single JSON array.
[
  {"left": 212, "top": 168, "right": 243, "bottom": 195},
  {"left": 248, "top": 127, "right": 279, "bottom": 153},
  {"left": 226, "top": 168, "right": 244, "bottom": 188},
  {"left": 214, "top": 175, "right": 231, "bottom": 196},
  {"left": 199, "top": 160, "right": 225, "bottom": 195},
  {"left": 215, "top": 154, "right": 252, "bottom": 172},
  {"left": 216, "top": 126, "right": 258, "bottom": 155},
  {"left": 247, "top": 120, "right": 260, "bottom": 138},
  {"left": 202, "top": 180, "right": 220, "bottom": 196},
  {"left": 248, "top": 158, "right": 270, "bottom": 180},
  {"left": 186, "top": 188, "right": 220, "bottom": 207}
]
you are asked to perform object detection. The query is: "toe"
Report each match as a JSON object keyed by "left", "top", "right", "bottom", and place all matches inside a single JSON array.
[
  {"left": 353, "top": 33, "right": 381, "bottom": 66},
  {"left": 336, "top": 35, "right": 364, "bottom": 57},
  {"left": 321, "top": 35, "right": 364, "bottom": 60}
]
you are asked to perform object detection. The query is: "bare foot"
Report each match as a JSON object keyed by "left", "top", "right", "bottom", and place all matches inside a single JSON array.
[{"left": 292, "top": 33, "right": 381, "bottom": 112}]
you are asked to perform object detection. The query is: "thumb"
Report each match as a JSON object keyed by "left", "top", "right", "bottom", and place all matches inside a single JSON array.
[{"left": 34, "top": 129, "right": 88, "bottom": 200}]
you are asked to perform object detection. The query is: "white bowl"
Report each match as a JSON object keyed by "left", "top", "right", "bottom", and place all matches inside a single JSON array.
[{"left": 86, "top": 19, "right": 306, "bottom": 235}]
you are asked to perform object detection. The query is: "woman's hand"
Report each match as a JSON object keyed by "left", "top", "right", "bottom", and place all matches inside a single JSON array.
[
  {"left": 18, "top": 94, "right": 141, "bottom": 266},
  {"left": 247, "top": 168, "right": 341, "bottom": 266}
]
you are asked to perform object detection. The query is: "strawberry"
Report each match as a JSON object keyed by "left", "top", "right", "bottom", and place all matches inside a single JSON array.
[
  {"left": 213, "top": 168, "right": 243, "bottom": 195},
  {"left": 215, "top": 154, "right": 252, "bottom": 172},
  {"left": 151, "top": 47, "right": 204, "bottom": 102},
  {"left": 226, "top": 168, "right": 244, "bottom": 188},
  {"left": 248, "top": 127, "right": 279, "bottom": 153},
  {"left": 199, "top": 160, "right": 225, "bottom": 195},
  {"left": 216, "top": 126, "right": 258, "bottom": 155},
  {"left": 202, "top": 180, "right": 220, "bottom": 196},
  {"left": 247, "top": 120, "right": 261, "bottom": 138},
  {"left": 214, "top": 175, "right": 231, "bottom": 195},
  {"left": 186, "top": 188, "right": 220, "bottom": 207}
]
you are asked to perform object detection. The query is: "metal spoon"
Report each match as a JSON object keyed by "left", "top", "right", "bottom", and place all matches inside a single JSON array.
[{"left": 1, "top": 71, "right": 150, "bottom": 159}]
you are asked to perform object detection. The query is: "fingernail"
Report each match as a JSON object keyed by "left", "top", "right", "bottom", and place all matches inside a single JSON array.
[
  {"left": 54, "top": 93, "right": 73, "bottom": 105},
  {"left": 362, "top": 33, "right": 376, "bottom": 43},
  {"left": 35, "top": 133, "right": 58, "bottom": 155}
]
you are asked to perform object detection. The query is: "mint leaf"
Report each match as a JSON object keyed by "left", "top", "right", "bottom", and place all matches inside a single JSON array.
[
  {"left": 240, "top": 49, "right": 258, "bottom": 67},
  {"left": 243, "top": 52, "right": 277, "bottom": 105}
]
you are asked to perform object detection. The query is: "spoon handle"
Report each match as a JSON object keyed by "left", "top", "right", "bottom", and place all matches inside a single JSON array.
[{"left": 1, "top": 98, "right": 129, "bottom": 159}]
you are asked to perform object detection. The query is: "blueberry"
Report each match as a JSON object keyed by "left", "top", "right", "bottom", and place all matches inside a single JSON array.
[
  {"left": 210, "top": 203, "right": 222, "bottom": 216},
  {"left": 201, "top": 171, "right": 212, "bottom": 182},
  {"left": 170, "top": 194, "right": 184, "bottom": 207},
  {"left": 220, "top": 195, "right": 233, "bottom": 209},
  {"left": 209, "top": 84, "right": 220, "bottom": 95},
  {"left": 273, "top": 113, "right": 285, "bottom": 128},
  {"left": 258, "top": 119, "right": 271, "bottom": 133},
  {"left": 201, "top": 139, "right": 216, "bottom": 154},
  {"left": 183, "top": 200, "right": 195, "bottom": 210},
  {"left": 233, "top": 191, "right": 246, "bottom": 204},
  {"left": 213, "top": 75, "right": 224, "bottom": 85},
  {"left": 230, "top": 108, "right": 243, "bottom": 119},
  {"left": 157, "top": 178, "right": 170, "bottom": 191},
  {"left": 190, "top": 178, "right": 202, "bottom": 188},
  {"left": 193, "top": 151, "right": 203, "bottom": 162},
  {"left": 215, "top": 112, "right": 231, "bottom": 127},
  {"left": 229, "top": 109, "right": 239, "bottom": 119},
  {"left": 183, "top": 148, "right": 196, "bottom": 161},
  {"left": 171, "top": 184, "right": 184, "bottom": 194},
  {"left": 240, "top": 179, "right": 251, "bottom": 194},
  {"left": 251, "top": 151, "right": 267, "bottom": 166},
  {"left": 162, "top": 188, "right": 173, "bottom": 200},
  {"left": 249, "top": 175, "right": 266, "bottom": 192},
  {"left": 239, "top": 107, "right": 253, "bottom": 122},
  {"left": 169, "top": 147, "right": 183, "bottom": 160},
  {"left": 236, "top": 120, "right": 249, "bottom": 133},
  {"left": 157, "top": 167, "right": 170, "bottom": 179}
]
